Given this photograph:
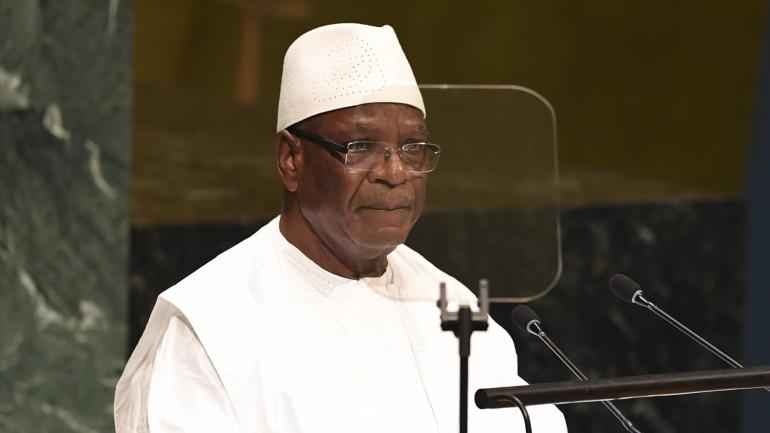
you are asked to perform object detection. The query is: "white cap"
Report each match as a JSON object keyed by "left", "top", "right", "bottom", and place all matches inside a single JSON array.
[{"left": 276, "top": 23, "right": 425, "bottom": 131}]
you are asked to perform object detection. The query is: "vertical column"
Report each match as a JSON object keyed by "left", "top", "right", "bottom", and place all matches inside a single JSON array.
[
  {"left": 743, "top": 3, "right": 770, "bottom": 432},
  {"left": 0, "top": 1, "right": 131, "bottom": 432}
]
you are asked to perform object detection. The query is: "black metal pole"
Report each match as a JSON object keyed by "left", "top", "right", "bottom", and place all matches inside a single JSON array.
[
  {"left": 438, "top": 281, "right": 489, "bottom": 433},
  {"left": 458, "top": 306, "right": 472, "bottom": 433}
]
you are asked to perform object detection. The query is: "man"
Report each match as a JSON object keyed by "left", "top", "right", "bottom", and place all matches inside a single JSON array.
[{"left": 115, "top": 23, "right": 567, "bottom": 433}]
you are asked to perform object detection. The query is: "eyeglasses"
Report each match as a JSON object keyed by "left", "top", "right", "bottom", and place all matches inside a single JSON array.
[{"left": 287, "top": 127, "right": 441, "bottom": 173}]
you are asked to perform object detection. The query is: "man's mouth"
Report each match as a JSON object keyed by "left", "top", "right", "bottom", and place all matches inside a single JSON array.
[{"left": 359, "top": 204, "right": 411, "bottom": 211}]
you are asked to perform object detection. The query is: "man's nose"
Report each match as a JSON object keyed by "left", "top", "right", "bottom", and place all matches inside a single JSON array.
[{"left": 369, "top": 147, "right": 408, "bottom": 186}]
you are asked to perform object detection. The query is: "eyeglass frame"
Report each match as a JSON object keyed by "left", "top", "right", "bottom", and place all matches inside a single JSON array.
[{"left": 285, "top": 126, "right": 441, "bottom": 173}]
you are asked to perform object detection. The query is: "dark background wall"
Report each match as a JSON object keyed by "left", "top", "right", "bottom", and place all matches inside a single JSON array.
[{"left": 743, "top": 4, "right": 770, "bottom": 431}]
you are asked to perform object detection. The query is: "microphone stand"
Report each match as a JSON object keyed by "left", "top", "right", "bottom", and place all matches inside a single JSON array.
[
  {"left": 528, "top": 322, "right": 643, "bottom": 433},
  {"left": 437, "top": 280, "right": 490, "bottom": 433},
  {"left": 628, "top": 290, "right": 770, "bottom": 393},
  {"left": 633, "top": 291, "right": 741, "bottom": 368}
]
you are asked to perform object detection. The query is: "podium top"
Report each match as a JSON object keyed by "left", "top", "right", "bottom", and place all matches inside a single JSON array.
[{"left": 476, "top": 366, "right": 770, "bottom": 408}]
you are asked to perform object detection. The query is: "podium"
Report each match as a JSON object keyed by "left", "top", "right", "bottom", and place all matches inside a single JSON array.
[{"left": 476, "top": 365, "right": 770, "bottom": 408}]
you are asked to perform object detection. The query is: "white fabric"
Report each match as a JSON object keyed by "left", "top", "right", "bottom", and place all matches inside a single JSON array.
[
  {"left": 276, "top": 23, "right": 426, "bottom": 131},
  {"left": 115, "top": 217, "right": 567, "bottom": 433}
]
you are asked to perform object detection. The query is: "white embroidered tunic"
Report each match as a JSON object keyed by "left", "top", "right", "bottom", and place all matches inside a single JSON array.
[{"left": 115, "top": 217, "right": 567, "bottom": 433}]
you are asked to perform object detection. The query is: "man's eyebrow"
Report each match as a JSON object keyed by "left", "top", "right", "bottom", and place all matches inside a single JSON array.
[{"left": 406, "top": 123, "right": 429, "bottom": 138}]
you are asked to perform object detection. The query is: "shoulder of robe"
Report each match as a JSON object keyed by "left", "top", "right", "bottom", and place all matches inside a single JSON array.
[
  {"left": 160, "top": 221, "right": 285, "bottom": 316},
  {"left": 117, "top": 220, "right": 284, "bottom": 433},
  {"left": 160, "top": 221, "right": 286, "bottom": 343},
  {"left": 124, "top": 221, "right": 281, "bottom": 382}
]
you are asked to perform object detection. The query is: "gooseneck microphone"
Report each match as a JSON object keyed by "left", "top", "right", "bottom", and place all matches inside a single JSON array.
[
  {"left": 608, "top": 274, "right": 770, "bottom": 392},
  {"left": 511, "top": 306, "right": 643, "bottom": 433}
]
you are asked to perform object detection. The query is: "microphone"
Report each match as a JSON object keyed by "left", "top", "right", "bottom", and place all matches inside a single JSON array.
[
  {"left": 608, "top": 274, "right": 770, "bottom": 392},
  {"left": 511, "top": 305, "right": 643, "bottom": 433}
]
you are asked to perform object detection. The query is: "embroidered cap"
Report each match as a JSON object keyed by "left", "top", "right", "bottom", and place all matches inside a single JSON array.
[{"left": 276, "top": 23, "right": 425, "bottom": 132}]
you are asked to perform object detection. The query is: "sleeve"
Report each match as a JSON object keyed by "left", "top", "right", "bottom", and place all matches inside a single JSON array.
[{"left": 146, "top": 316, "right": 243, "bottom": 433}]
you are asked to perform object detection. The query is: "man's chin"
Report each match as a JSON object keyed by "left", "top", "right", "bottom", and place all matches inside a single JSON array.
[
  {"left": 350, "top": 227, "right": 409, "bottom": 255},
  {"left": 348, "top": 209, "right": 415, "bottom": 251}
]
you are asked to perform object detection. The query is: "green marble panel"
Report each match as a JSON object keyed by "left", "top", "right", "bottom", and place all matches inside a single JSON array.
[{"left": 0, "top": 1, "right": 131, "bottom": 432}]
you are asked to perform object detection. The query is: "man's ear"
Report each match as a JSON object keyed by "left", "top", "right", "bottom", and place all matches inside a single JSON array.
[{"left": 274, "top": 130, "right": 303, "bottom": 192}]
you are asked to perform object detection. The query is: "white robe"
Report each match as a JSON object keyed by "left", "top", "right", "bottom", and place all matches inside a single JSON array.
[{"left": 115, "top": 217, "right": 567, "bottom": 433}]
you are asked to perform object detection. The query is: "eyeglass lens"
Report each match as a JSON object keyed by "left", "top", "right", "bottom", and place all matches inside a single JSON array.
[{"left": 345, "top": 142, "right": 440, "bottom": 173}]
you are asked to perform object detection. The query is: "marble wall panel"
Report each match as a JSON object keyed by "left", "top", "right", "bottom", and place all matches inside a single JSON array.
[
  {"left": 0, "top": 1, "right": 131, "bottom": 432},
  {"left": 130, "top": 200, "right": 748, "bottom": 432}
]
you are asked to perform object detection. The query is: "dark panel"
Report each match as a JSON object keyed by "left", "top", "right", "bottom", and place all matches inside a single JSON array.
[
  {"left": 497, "top": 201, "right": 744, "bottom": 433},
  {"left": 743, "top": 2, "right": 770, "bottom": 431}
]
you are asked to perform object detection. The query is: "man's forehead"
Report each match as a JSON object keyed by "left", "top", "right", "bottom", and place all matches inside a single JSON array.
[{"left": 345, "top": 104, "right": 427, "bottom": 132}]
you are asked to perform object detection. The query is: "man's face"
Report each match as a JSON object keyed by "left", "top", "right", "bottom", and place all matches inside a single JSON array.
[{"left": 293, "top": 103, "right": 429, "bottom": 261}]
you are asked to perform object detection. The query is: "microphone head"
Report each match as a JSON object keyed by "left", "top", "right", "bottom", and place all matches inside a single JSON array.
[
  {"left": 511, "top": 305, "right": 541, "bottom": 333},
  {"left": 609, "top": 274, "right": 642, "bottom": 303}
]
